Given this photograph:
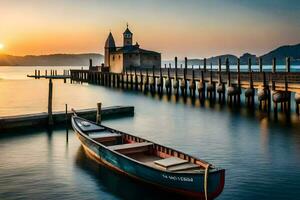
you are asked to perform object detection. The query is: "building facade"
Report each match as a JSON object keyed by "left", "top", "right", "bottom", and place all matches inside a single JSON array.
[{"left": 104, "top": 26, "right": 161, "bottom": 73}]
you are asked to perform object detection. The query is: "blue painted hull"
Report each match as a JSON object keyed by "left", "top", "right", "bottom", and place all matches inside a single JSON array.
[{"left": 72, "top": 117, "right": 225, "bottom": 199}]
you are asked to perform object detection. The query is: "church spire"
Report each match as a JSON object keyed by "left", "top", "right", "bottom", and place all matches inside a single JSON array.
[
  {"left": 104, "top": 31, "right": 116, "bottom": 67},
  {"left": 105, "top": 32, "right": 116, "bottom": 48}
]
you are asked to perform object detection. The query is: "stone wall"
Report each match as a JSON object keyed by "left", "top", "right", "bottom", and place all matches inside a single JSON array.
[
  {"left": 109, "top": 52, "right": 161, "bottom": 72},
  {"left": 123, "top": 53, "right": 141, "bottom": 70},
  {"left": 140, "top": 53, "right": 161, "bottom": 69},
  {"left": 110, "top": 53, "right": 123, "bottom": 73}
]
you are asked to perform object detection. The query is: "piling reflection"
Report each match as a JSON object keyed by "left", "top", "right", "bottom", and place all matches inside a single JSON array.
[{"left": 75, "top": 146, "right": 187, "bottom": 200}]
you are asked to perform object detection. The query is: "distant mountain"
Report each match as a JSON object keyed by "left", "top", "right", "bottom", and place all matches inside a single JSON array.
[
  {"left": 0, "top": 53, "right": 103, "bottom": 66},
  {"left": 240, "top": 53, "right": 257, "bottom": 64},
  {"left": 1, "top": 43, "right": 300, "bottom": 67},
  {"left": 163, "top": 43, "right": 300, "bottom": 66},
  {"left": 261, "top": 44, "right": 300, "bottom": 64}
]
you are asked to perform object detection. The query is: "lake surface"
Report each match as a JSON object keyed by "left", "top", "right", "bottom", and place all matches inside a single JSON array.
[{"left": 1, "top": 66, "right": 300, "bottom": 200}]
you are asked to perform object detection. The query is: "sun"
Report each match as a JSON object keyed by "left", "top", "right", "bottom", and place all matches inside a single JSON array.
[{"left": 0, "top": 43, "right": 4, "bottom": 50}]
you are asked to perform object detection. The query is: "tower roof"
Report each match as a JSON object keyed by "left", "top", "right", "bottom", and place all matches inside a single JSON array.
[
  {"left": 123, "top": 28, "right": 132, "bottom": 35},
  {"left": 123, "top": 24, "right": 132, "bottom": 35},
  {"left": 105, "top": 32, "right": 116, "bottom": 48}
]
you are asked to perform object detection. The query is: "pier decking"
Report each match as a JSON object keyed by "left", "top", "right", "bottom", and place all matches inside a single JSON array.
[{"left": 0, "top": 106, "right": 134, "bottom": 132}]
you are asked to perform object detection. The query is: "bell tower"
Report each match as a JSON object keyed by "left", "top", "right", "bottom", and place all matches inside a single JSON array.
[{"left": 123, "top": 23, "right": 133, "bottom": 47}]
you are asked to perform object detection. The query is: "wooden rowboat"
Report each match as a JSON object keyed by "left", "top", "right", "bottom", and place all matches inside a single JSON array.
[{"left": 71, "top": 114, "right": 225, "bottom": 199}]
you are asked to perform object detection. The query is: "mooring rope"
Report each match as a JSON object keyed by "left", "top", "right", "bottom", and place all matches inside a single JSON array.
[{"left": 204, "top": 164, "right": 210, "bottom": 200}]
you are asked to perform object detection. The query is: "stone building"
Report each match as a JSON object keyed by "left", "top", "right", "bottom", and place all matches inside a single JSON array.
[{"left": 104, "top": 25, "right": 161, "bottom": 73}]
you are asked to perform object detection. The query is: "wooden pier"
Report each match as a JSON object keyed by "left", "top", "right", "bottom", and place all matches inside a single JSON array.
[
  {"left": 69, "top": 57, "right": 300, "bottom": 116},
  {"left": 0, "top": 106, "right": 134, "bottom": 132},
  {"left": 27, "top": 69, "right": 71, "bottom": 82}
]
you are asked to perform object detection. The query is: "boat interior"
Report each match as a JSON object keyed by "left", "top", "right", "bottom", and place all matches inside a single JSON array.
[{"left": 75, "top": 117, "right": 210, "bottom": 173}]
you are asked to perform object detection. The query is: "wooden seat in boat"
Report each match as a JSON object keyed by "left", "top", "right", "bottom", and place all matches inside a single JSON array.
[
  {"left": 154, "top": 157, "right": 188, "bottom": 169},
  {"left": 167, "top": 163, "right": 200, "bottom": 172},
  {"left": 89, "top": 131, "right": 122, "bottom": 143},
  {"left": 108, "top": 142, "right": 153, "bottom": 154}
]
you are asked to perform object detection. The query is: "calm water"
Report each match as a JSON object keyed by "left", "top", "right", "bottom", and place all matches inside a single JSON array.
[{"left": 1, "top": 66, "right": 300, "bottom": 200}]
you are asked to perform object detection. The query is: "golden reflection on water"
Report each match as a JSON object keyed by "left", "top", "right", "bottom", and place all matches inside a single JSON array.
[{"left": 259, "top": 117, "right": 270, "bottom": 157}]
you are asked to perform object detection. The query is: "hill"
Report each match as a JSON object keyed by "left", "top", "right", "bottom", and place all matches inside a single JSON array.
[
  {"left": 261, "top": 44, "right": 300, "bottom": 64},
  {"left": 0, "top": 53, "right": 103, "bottom": 66},
  {"left": 1, "top": 43, "right": 300, "bottom": 66},
  {"left": 163, "top": 43, "right": 300, "bottom": 66}
]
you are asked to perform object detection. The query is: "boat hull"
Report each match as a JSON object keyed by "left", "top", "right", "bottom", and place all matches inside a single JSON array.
[{"left": 73, "top": 124, "right": 225, "bottom": 199}]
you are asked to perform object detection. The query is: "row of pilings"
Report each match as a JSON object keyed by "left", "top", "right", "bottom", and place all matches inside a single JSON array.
[
  {"left": 33, "top": 69, "right": 70, "bottom": 78},
  {"left": 70, "top": 57, "right": 300, "bottom": 117}
]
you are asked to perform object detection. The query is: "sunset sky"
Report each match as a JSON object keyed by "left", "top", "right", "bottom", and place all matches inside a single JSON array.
[{"left": 1, "top": 0, "right": 300, "bottom": 59}]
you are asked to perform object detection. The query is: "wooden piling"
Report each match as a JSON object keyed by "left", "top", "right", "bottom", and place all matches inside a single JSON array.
[
  {"left": 166, "top": 67, "right": 171, "bottom": 95},
  {"left": 151, "top": 65, "right": 156, "bottom": 93},
  {"left": 96, "top": 102, "right": 102, "bottom": 124},
  {"left": 112, "top": 73, "right": 116, "bottom": 87},
  {"left": 218, "top": 58, "right": 222, "bottom": 72},
  {"left": 207, "top": 63, "right": 215, "bottom": 101},
  {"left": 126, "top": 69, "right": 129, "bottom": 89},
  {"left": 237, "top": 58, "right": 241, "bottom": 105},
  {"left": 117, "top": 73, "right": 120, "bottom": 88},
  {"left": 259, "top": 57, "right": 263, "bottom": 72},
  {"left": 203, "top": 58, "right": 207, "bottom": 72},
  {"left": 245, "top": 60, "right": 254, "bottom": 108},
  {"left": 48, "top": 79, "right": 53, "bottom": 126},
  {"left": 109, "top": 73, "right": 112, "bottom": 87},
  {"left": 144, "top": 69, "right": 149, "bottom": 93},
  {"left": 134, "top": 68, "right": 138, "bottom": 90},
  {"left": 296, "top": 93, "right": 300, "bottom": 115},
  {"left": 129, "top": 67, "right": 133, "bottom": 89},
  {"left": 272, "top": 58, "right": 276, "bottom": 73},
  {"left": 226, "top": 58, "right": 233, "bottom": 105},
  {"left": 159, "top": 67, "right": 163, "bottom": 95},
  {"left": 248, "top": 58, "right": 252, "bottom": 72},
  {"left": 263, "top": 72, "right": 269, "bottom": 111},
  {"left": 175, "top": 57, "right": 178, "bottom": 77},
  {"left": 139, "top": 68, "right": 143, "bottom": 91},
  {"left": 198, "top": 70, "right": 206, "bottom": 103},
  {"left": 180, "top": 57, "right": 188, "bottom": 97},
  {"left": 174, "top": 57, "right": 179, "bottom": 96},
  {"left": 226, "top": 57, "right": 229, "bottom": 72},
  {"left": 286, "top": 57, "right": 290, "bottom": 72},
  {"left": 122, "top": 71, "right": 125, "bottom": 89},
  {"left": 217, "top": 58, "right": 225, "bottom": 103},
  {"left": 272, "top": 79, "right": 278, "bottom": 117},
  {"left": 250, "top": 70, "right": 254, "bottom": 107},
  {"left": 189, "top": 69, "right": 196, "bottom": 98},
  {"left": 285, "top": 76, "right": 291, "bottom": 114},
  {"left": 65, "top": 104, "right": 68, "bottom": 142}
]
